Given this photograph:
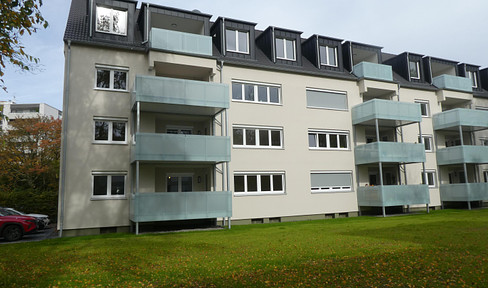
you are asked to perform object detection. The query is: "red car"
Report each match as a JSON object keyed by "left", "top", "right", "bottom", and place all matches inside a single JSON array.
[{"left": 0, "top": 211, "right": 38, "bottom": 242}]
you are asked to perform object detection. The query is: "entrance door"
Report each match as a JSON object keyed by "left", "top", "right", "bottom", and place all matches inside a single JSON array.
[{"left": 166, "top": 174, "right": 193, "bottom": 192}]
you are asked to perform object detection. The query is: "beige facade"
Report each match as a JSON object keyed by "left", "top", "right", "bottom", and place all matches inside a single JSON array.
[{"left": 59, "top": 0, "right": 488, "bottom": 236}]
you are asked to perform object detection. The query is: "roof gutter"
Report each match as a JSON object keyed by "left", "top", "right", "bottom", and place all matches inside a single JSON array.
[{"left": 58, "top": 40, "right": 71, "bottom": 237}]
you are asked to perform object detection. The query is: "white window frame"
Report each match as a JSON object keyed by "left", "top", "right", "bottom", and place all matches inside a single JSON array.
[
  {"left": 166, "top": 125, "right": 193, "bottom": 135},
  {"left": 231, "top": 80, "right": 282, "bottom": 105},
  {"left": 422, "top": 170, "right": 437, "bottom": 188},
  {"left": 415, "top": 100, "right": 430, "bottom": 117},
  {"left": 484, "top": 170, "right": 488, "bottom": 183},
  {"left": 234, "top": 172, "right": 285, "bottom": 196},
  {"left": 319, "top": 45, "right": 338, "bottom": 67},
  {"left": 480, "top": 138, "right": 488, "bottom": 146},
  {"left": 233, "top": 125, "right": 283, "bottom": 149},
  {"left": 95, "top": 6, "right": 127, "bottom": 36},
  {"left": 409, "top": 60, "right": 420, "bottom": 80},
  {"left": 308, "top": 129, "right": 349, "bottom": 150},
  {"left": 166, "top": 173, "right": 194, "bottom": 192},
  {"left": 275, "top": 37, "right": 296, "bottom": 61},
  {"left": 310, "top": 171, "right": 353, "bottom": 193},
  {"left": 95, "top": 65, "right": 129, "bottom": 91},
  {"left": 467, "top": 70, "right": 478, "bottom": 88},
  {"left": 419, "top": 135, "right": 433, "bottom": 152},
  {"left": 225, "top": 29, "right": 249, "bottom": 54},
  {"left": 91, "top": 171, "right": 127, "bottom": 200},
  {"left": 93, "top": 117, "right": 128, "bottom": 144}
]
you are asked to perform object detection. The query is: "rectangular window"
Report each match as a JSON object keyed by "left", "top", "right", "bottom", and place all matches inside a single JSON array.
[
  {"left": 308, "top": 130, "right": 349, "bottom": 150},
  {"left": 92, "top": 172, "right": 126, "bottom": 199},
  {"left": 226, "top": 29, "right": 249, "bottom": 54},
  {"left": 95, "top": 66, "right": 128, "bottom": 91},
  {"left": 319, "top": 45, "right": 337, "bottom": 67},
  {"left": 480, "top": 138, "right": 488, "bottom": 146},
  {"left": 94, "top": 118, "right": 127, "bottom": 144},
  {"left": 96, "top": 6, "right": 127, "bottom": 35},
  {"left": 415, "top": 100, "right": 430, "bottom": 117},
  {"left": 409, "top": 60, "right": 420, "bottom": 79},
  {"left": 421, "top": 171, "right": 436, "bottom": 188},
  {"left": 306, "top": 88, "right": 348, "bottom": 110},
  {"left": 467, "top": 70, "right": 478, "bottom": 88},
  {"left": 418, "top": 135, "right": 433, "bottom": 152},
  {"left": 233, "top": 126, "right": 283, "bottom": 148},
  {"left": 275, "top": 37, "right": 295, "bottom": 61},
  {"left": 234, "top": 172, "right": 285, "bottom": 195},
  {"left": 484, "top": 171, "right": 488, "bottom": 183},
  {"left": 232, "top": 81, "right": 281, "bottom": 104},
  {"left": 310, "top": 172, "right": 352, "bottom": 193},
  {"left": 166, "top": 174, "right": 193, "bottom": 192}
]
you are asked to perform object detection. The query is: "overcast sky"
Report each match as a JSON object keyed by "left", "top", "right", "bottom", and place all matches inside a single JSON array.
[{"left": 2, "top": 0, "right": 488, "bottom": 110}]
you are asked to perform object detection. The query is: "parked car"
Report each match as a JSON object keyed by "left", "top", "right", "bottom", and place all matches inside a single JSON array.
[
  {"left": 2, "top": 208, "right": 50, "bottom": 230},
  {"left": 0, "top": 211, "right": 37, "bottom": 241}
]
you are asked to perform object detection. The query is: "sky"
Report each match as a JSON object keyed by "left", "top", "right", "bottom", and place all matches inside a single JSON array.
[{"left": 2, "top": 0, "right": 488, "bottom": 111}]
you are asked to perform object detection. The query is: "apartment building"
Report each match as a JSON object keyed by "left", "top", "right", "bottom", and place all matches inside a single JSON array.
[
  {"left": 0, "top": 101, "right": 61, "bottom": 131},
  {"left": 59, "top": 0, "right": 488, "bottom": 236}
]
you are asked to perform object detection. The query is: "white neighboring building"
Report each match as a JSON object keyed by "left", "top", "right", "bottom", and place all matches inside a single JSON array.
[{"left": 0, "top": 101, "right": 62, "bottom": 131}]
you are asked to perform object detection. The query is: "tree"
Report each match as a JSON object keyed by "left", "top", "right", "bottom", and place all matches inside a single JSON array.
[
  {"left": 0, "top": 116, "right": 61, "bottom": 192},
  {"left": 0, "top": 0, "right": 49, "bottom": 92}
]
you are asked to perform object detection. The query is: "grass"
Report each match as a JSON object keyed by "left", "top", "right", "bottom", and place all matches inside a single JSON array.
[{"left": 1, "top": 209, "right": 488, "bottom": 287}]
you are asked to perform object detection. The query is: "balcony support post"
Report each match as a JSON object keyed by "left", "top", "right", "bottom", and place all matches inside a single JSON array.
[
  {"left": 375, "top": 119, "right": 386, "bottom": 217},
  {"left": 459, "top": 125, "right": 470, "bottom": 210},
  {"left": 419, "top": 123, "right": 428, "bottom": 213}
]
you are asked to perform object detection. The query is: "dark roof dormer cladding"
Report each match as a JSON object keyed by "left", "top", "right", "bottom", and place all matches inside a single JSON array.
[
  {"left": 210, "top": 17, "right": 257, "bottom": 60},
  {"left": 479, "top": 68, "right": 488, "bottom": 91},
  {"left": 422, "top": 56, "right": 459, "bottom": 84},
  {"left": 302, "top": 35, "right": 343, "bottom": 72},
  {"left": 384, "top": 52, "right": 426, "bottom": 83},
  {"left": 458, "top": 63, "right": 482, "bottom": 92},
  {"left": 342, "top": 41, "right": 383, "bottom": 73},
  {"left": 256, "top": 27, "right": 303, "bottom": 66},
  {"left": 91, "top": 0, "right": 138, "bottom": 44}
]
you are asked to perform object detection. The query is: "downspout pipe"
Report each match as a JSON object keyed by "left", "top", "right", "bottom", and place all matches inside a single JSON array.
[{"left": 59, "top": 40, "right": 72, "bottom": 237}]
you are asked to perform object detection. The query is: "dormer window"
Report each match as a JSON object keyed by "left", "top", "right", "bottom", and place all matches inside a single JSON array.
[
  {"left": 275, "top": 38, "right": 295, "bottom": 61},
  {"left": 409, "top": 60, "right": 420, "bottom": 79},
  {"left": 319, "top": 45, "right": 337, "bottom": 67},
  {"left": 467, "top": 70, "right": 478, "bottom": 88},
  {"left": 96, "top": 6, "right": 127, "bottom": 35},
  {"left": 226, "top": 29, "right": 249, "bottom": 54}
]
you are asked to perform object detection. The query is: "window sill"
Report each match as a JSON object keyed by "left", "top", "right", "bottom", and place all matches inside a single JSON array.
[
  {"left": 91, "top": 196, "right": 127, "bottom": 201},
  {"left": 306, "top": 106, "right": 349, "bottom": 112},
  {"left": 226, "top": 49, "right": 250, "bottom": 55},
  {"left": 93, "top": 87, "right": 129, "bottom": 93},
  {"left": 95, "top": 30, "right": 127, "bottom": 37},
  {"left": 234, "top": 192, "right": 285, "bottom": 197},
  {"left": 92, "top": 141, "right": 128, "bottom": 145}
]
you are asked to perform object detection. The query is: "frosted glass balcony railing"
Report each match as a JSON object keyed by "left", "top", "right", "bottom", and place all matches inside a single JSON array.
[
  {"left": 432, "top": 74, "right": 473, "bottom": 93},
  {"left": 149, "top": 28, "right": 212, "bottom": 56},
  {"left": 355, "top": 142, "right": 425, "bottom": 165},
  {"left": 352, "top": 99, "right": 421, "bottom": 125},
  {"left": 440, "top": 183, "right": 488, "bottom": 202},
  {"left": 130, "top": 191, "right": 232, "bottom": 222},
  {"left": 133, "top": 75, "right": 229, "bottom": 109},
  {"left": 433, "top": 108, "right": 488, "bottom": 130},
  {"left": 132, "top": 133, "right": 231, "bottom": 163},
  {"left": 357, "top": 185, "right": 429, "bottom": 207},
  {"left": 352, "top": 62, "right": 393, "bottom": 82},
  {"left": 436, "top": 145, "right": 488, "bottom": 165}
]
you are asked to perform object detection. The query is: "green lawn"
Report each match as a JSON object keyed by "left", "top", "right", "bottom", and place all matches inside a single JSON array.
[{"left": 1, "top": 209, "right": 488, "bottom": 287}]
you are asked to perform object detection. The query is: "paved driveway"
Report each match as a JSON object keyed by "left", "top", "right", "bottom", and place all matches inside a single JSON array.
[{"left": 0, "top": 226, "right": 57, "bottom": 244}]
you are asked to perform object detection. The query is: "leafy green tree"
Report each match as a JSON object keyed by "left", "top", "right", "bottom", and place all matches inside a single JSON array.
[{"left": 0, "top": 0, "right": 49, "bottom": 92}]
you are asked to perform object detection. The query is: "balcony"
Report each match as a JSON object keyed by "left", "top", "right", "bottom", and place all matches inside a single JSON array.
[
  {"left": 352, "top": 99, "right": 421, "bottom": 126},
  {"left": 432, "top": 74, "right": 472, "bottom": 93},
  {"left": 149, "top": 28, "right": 212, "bottom": 56},
  {"left": 352, "top": 62, "right": 393, "bottom": 82},
  {"left": 355, "top": 142, "right": 425, "bottom": 165},
  {"left": 130, "top": 191, "right": 232, "bottom": 222},
  {"left": 133, "top": 75, "right": 229, "bottom": 115},
  {"left": 433, "top": 108, "right": 488, "bottom": 131},
  {"left": 440, "top": 183, "right": 488, "bottom": 202},
  {"left": 132, "top": 133, "right": 231, "bottom": 163},
  {"left": 357, "top": 185, "right": 429, "bottom": 207},
  {"left": 436, "top": 146, "right": 488, "bottom": 165}
]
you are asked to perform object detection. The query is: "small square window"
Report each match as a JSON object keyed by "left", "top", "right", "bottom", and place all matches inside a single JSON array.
[
  {"left": 419, "top": 135, "right": 433, "bottom": 152},
  {"left": 95, "top": 66, "right": 128, "bottom": 91},
  {"left": 422, "top": 171, "right": 436, "bottom": 188},
  {"left": 415, "top": 100, "right": 429, "bottom": 117},
  {"left": 320, "top": 45, "right": 337, "bottom": 67},
  {"left": 96, "top": 6, "right": 127, "bottom": 35},
  {"left": 226, "top": 29, "right": 249, "bottom": 54},
  {"left": 467, "top": 70, "right": 478, "bottom": 88},
  {"left": 275, "top": 38, "right": 295, "bottom": 61},
  {"left": 94, "top": 119, "right": 127, "bottom": 144},
  {"left": 92, "top": 173, "right": 126, "bottom": 198}
]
